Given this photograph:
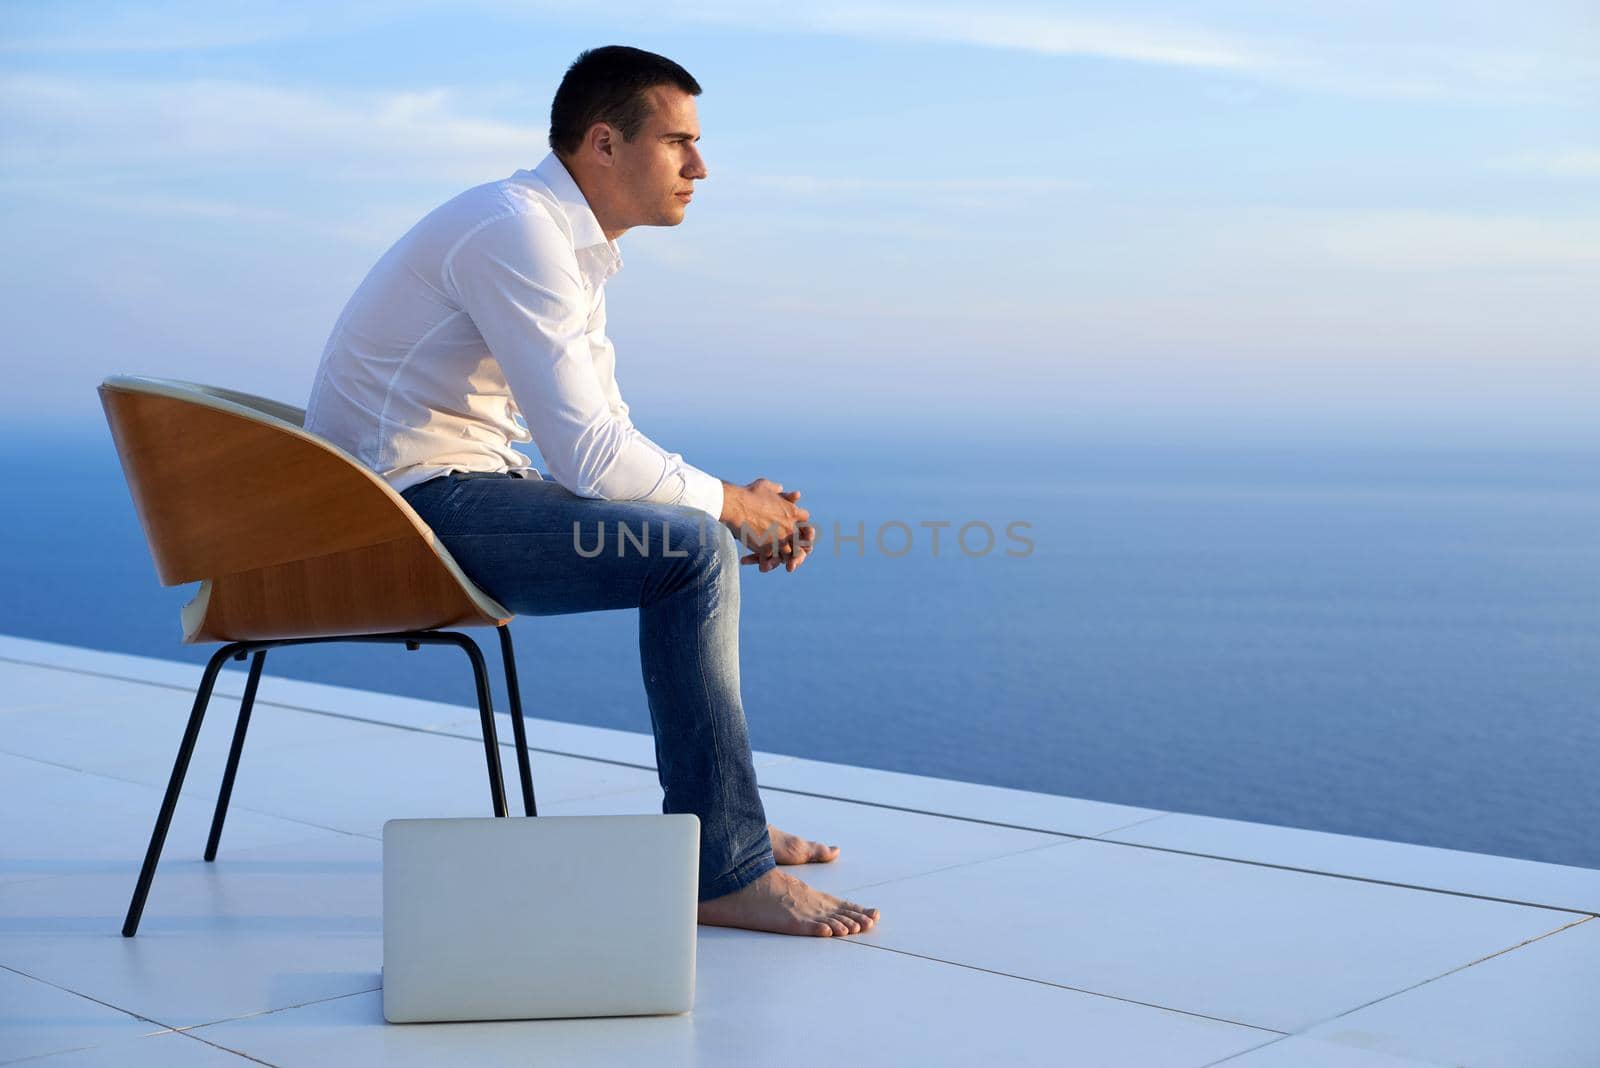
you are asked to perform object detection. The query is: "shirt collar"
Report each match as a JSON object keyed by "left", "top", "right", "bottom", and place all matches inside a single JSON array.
[{"left": 527, "top": 152, "right": 623, "bottom": 275}]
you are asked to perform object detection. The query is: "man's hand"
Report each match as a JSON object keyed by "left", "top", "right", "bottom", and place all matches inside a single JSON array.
[{"left": 720, "top": 478, "right": 816, "bottom": 573}]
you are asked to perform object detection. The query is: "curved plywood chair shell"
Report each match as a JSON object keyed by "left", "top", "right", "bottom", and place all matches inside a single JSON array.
[{"left": 99, "top": 375, "right": 511, "bottom": 643}]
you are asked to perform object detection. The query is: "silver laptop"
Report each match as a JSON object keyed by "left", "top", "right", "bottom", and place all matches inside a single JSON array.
[{"left": 382, "top": 814, "right": 700, "bottom": 1023}]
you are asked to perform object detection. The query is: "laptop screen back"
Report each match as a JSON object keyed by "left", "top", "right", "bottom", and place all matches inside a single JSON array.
[{"left": 383, "top": 814, "right": 699, "bottom": 1022}]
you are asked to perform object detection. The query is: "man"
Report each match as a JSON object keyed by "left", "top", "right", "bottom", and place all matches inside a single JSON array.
[{"left": 304, "top": 46, "right": 879, "bottom": 938}]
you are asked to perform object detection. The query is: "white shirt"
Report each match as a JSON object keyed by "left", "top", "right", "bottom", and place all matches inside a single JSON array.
[{"left": 304, "top": 152, "right": 724, "bottom": 521}]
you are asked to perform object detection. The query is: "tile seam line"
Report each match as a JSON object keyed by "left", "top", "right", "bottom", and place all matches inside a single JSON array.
[
  {"left": 0, "top": 655, "right": 476, "bottom": 732},
  {"left": 1197, "top": 1034, "right": 1294, "bottom": 1068},
  {"left": 743, "top": 783, "right": 1598, "bottom": 919},
  {"left": 165, "top": 1029, "right": 278, "bottom": 1067},
  {"left": 834, "top": 939, "right": 1287, "bottom": 1036},
  {"left": 838, "top": 835, "right": 1088, "bottom": 893},
  {"left": 1088, "top": 835, "right": 1598, "bottom": 918},
  {"left": 175, "top": 986, "right": 382, "bottom": 1039},
  {"left": 0, "top": 961, "right": 268, "bottom": 1065},
  {"left": 1287, "top": 913, "right": 1596, "bottom": 1036},
  {"left": 0, "top": 745, "right": 379, "bottom": 845},
  {"left": 1092, "top": 811, "right": 1170, "bottom": 837},
  {"left": 0, "top": 962, "right": 171, "bottom": 1032},
  {"left": 5, "top": 1041, "right": 103, "bottom": 1065},
  {"left": 5, "top": 653, "right": 1596, "bottom": 917},
  {"left": 1199, "top": 918, "right": 1600, "bottom": 1065}
]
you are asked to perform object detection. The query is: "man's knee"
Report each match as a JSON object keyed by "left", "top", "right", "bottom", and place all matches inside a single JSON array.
[{"left": 661, "top": 510, "right": 736, "bottom": 576}]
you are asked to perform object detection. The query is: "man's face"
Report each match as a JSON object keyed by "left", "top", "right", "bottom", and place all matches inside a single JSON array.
[{"left": 613, "top": 85, "right": 707, "bottom": 227}]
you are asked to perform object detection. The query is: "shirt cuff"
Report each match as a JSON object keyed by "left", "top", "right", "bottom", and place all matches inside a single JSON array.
[{"left": 679, "top": 465, "right": 725, "bottom": 523}]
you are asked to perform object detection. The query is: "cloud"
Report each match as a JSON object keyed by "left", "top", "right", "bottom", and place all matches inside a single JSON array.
[
  {"left": 69, "top": 191, "right": 287, "bottom": 222},
  {"left": 6, "top": 2, "right": 1594, "bottom": 102},
  {"left": 0, "top": 19, "right": 307, "bottom": 53},
  {"left": 1312, "top": 211, "right": 1600, "bottom": 271},
  {"left": 749, "top": 175, "right": 1085, "bottom": 195},
  {"left": 0, "top": 2, "right": 406, "bottom": 53},
  {"left": 743, "top": 173, "right": 1086, "bottom": 212},
  {"left": 1488, "top": 149, "right": 1600, "bottom": 177},
  {"left": 507, "top": 0, "right": 1598, "bottom": 101},
  {"left": 0, "top": 74, "right": 545, "bottom": 186},
  {"left": 1, "top": 1, "right": 1266, "bottom": 71},
  {"left": 778, "top": 5, "right": 1267, "bottom": 71}
]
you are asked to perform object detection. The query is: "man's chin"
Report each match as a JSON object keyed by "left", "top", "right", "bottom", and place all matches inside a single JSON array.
[{"left": 641, "top": 205, "right": 688, "bottom": 228}]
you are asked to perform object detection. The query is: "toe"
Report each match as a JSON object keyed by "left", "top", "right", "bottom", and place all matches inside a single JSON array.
[
  {"left": 768, "top": 826, "right": 839, "bottom": 865},
  {"left": 842, "top": 900, "right": 881, "bottom": 921}
]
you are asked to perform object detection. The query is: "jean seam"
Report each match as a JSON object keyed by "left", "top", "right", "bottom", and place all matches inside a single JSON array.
[{"left": 694, "top": 545, "right": 737, "bottom": 883}]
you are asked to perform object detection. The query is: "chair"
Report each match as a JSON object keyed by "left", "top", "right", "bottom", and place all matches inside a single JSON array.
[{"left": 99, "top": 375, "right": 539, "bottom": 937}]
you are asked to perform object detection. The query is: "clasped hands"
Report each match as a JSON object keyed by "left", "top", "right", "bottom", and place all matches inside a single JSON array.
[{"left": 719, "top": 477, "right": 816, "bottom": 574}]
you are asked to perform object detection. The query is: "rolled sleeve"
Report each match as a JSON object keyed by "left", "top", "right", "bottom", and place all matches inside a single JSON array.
[{"left": 445, "top": 210, "right": 722, "bottom": 519}]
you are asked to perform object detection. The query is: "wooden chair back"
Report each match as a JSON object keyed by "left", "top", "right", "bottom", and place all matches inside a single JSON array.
[{"left": 99, "top": 375, "right": 510, "bottom": 643}]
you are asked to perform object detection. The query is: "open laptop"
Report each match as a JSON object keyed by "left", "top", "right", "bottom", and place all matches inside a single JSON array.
[{"left": 382, "top": 814, "right": 700, "bottom": 1023}]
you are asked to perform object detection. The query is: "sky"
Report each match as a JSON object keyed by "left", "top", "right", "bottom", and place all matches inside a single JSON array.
[{"left": 1, "top": 1, "right": 1596, "bottom": 449}]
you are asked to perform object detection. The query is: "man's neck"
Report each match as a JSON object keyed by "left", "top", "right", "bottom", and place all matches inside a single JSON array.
[{"left": 559, "top": 154, "right": 628, "bottom": 242}]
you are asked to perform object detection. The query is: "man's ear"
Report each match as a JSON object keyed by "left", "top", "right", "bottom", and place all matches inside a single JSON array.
[{"left": 586, "top": 122, "right": 616, "bottom": 168}]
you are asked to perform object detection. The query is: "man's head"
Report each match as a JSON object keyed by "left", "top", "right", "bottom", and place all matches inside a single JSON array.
[{"left": 549, "top": 46, "right": 707, "bottom": 238}]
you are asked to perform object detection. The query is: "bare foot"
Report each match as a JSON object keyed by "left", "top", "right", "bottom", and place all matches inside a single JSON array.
[
  {"left": 768, "top": 824, "right": 840, "bottom": 865},
  {"left": 698, "top": 868, "right": 880, "bottom": 937}
]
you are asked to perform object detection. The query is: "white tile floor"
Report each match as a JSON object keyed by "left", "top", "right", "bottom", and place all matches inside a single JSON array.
[{"left": 0, "top": 633, "right": 1595, "bottom": 1067}]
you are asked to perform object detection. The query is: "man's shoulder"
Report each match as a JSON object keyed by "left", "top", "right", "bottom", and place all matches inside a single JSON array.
[
  {"left": 356, "top": 173, "right": 581, "bottom": 308},
  {"left": 428, "top": 176, "right": 570, "bottom": 248},
  {"left": 434, "top": 180, "right": 584, "bottom": 295}
]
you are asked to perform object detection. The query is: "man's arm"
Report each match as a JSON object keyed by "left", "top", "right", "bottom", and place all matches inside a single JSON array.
[
  {"left": 448, "top": 210, "right": 812, "bottom": 570},
  {"left": 587, "top": 304, "right": 733, "bottom": 523},
  {"left": 445, "top": 209, "right": 723, "bottom": 520}
]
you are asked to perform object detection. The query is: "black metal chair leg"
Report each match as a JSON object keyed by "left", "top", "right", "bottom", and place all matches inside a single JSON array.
[
  {"left": 204, "top": 649, "right": 267, "bottom": 862},
  {"left": 498, "top": 624, "right": 537, "bottom": 817},
  {"left": 123, "top": 642, "right": 245, "bottom": 937},
  {"left": 123, "top": 628, "right": 525, "bottom": 936},
  {"left": 450, "top": 635, "right": 509, "bottom": 818}
]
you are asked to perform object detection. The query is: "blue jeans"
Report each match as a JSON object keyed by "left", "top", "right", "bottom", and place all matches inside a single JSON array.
[{"left": 400, "top": 471, "right": 776, "bottom": 901}]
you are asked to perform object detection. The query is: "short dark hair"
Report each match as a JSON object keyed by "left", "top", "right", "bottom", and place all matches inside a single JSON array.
[{"left": 548, "top": 46, "right": 701, "bottom": 157}]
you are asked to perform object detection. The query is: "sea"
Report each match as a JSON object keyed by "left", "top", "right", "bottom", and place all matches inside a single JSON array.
[{"left": 4, "top": 428, "right": 1596, "bottom": 869}]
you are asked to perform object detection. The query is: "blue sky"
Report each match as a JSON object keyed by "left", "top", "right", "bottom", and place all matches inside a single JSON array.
[{"left": 2, "top": 1, "right": 1596, "bottom": 448}]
